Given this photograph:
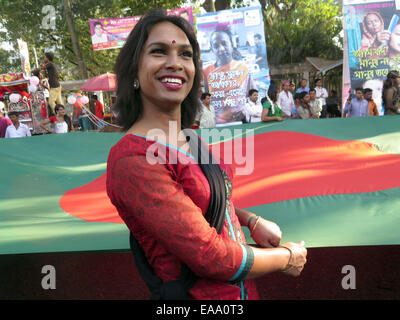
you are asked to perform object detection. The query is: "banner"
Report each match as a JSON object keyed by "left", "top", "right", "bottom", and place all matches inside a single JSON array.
[
  {"left": 1, "top": 118, "right": 400, "bottom": 255},
  {"left": 0, "top": 73, "right": 26, "bottom": 86},
  {"left": 344, "top": 0, "right": 400, "bottom": 114},
  {"left": 89, "top": 7, "right": 194, "bottom": 51},
  {"left": 196, "top": 6, "right": 270, "bottom": 125},
  {"left": 17, "top": 39, "right": 31, "bottom": 77}
]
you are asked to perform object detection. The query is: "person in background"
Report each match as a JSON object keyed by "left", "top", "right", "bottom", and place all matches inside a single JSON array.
[
  {"left": 363, "top": 88, "right": 379, "bottom": 117},
  {"left": 254, "top": 33, "right": 268, "bottom": 70},
  {"left": 32, "top": 68, "right": 50, "bottom": 100},
  {"left": 343, "top": 87, "right": 369, "bottom": 117},
  {"left": 296, "top": 92, "right": 315, "bottom": 119},
  {"left": 308, "top": 88, "right": 322, "bottom": 118},
  {"left": 325, "top": 90, "right": 341, "bottom": 118},
  {"left": 40, "top": 104, "right": 73, "bottom": 134},
  {"left": 290, "top": 93, "right": 301, "bottom": 119},
  {"left": 92, "top": 95, "right": 105, "bottom": 130},
  {"left": 75, "top": 97, "right": 92, "bottom": 132},
  {"left": 5, "top": 111, "right": 31, "bottom": 138},
  {"left": 261, "top": 86, "right": 283, "bottom": 122},
  {"left": 278, "top": 80, "right": 294, "bottom": 118},
  {"left": 42, "top": 52, "right": 63, "bottom": 115},
  {"left": 296, "top": 79, "right": 310, "bottom": 94},
  {"left": 245, "top": 89, "right": 263, "bottom": 123},
  {"left": 289, "top": 81, "right": 296, "bottom": 96},
  {"left": 0, "top": 109, "right": 12, "bottom": 138},
  {"left": 314, "top": 79, "right": 328, "bottom": 118},
  {"left": 196, "top": 93, "right": 216, "bottom": 128},
  {"left": 382, "top": 70, "right": 400, "bottom": 115}
]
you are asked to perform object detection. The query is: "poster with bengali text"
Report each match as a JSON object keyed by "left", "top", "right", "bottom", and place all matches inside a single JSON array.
[
  {"left": 196, "top": 6, "right": 270, "bottom": 125},
  {"left": 344, "top": 0, "right": 400, "bottom": 114}
]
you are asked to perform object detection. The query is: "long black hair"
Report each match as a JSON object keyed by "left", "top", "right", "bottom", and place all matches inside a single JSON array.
[
  {"left": 55, "top": 104, "right": 72, "bottom": 132},
  {"left": 113, "top": 10, "right": 202, "bottom": 131},
  {"left": 383, "top": 70, "right": 400, "bottom": 90},
  {"left": 267, "top": 82, "right": 279, "bottom": 103}
]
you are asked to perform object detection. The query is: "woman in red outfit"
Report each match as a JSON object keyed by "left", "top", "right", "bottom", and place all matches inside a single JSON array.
[{"left": 106, "top": 10, "right": 307, "bottom": 300}]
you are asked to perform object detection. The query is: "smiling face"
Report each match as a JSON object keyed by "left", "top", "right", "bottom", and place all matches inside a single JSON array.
[
  {"left": 211, "top": 32, "right": 233, "bottom": 66},
  {"left": 94, "top": 24, "right": 103, "bottom": 37},
  {"left": 56, "top": 106, "right": 66, "bottom": 116},
  {"left": 365, "top": 14, "right": 382, "bottom": 35},
  {"left": 137, "top": 21, "right": 195, "bottom": 113}
]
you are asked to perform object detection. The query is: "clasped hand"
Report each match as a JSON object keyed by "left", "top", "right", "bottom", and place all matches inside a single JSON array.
[{"left": 250, "top": 217, "right": 282, "bottom": 248}]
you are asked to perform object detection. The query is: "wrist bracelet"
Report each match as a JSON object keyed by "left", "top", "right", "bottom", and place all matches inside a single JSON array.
[
  {"left": 250, "top": 216, "right": 261, "bottom": 233},
  {"left": 247, "top": 215, "right": 257, "bottom": 229},
  {"left": 279, "top": 245, "right": 296, "bottom": 272}
]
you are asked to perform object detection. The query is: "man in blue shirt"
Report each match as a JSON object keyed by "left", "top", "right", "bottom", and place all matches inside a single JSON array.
[
  {"left": 343, "top": 87, "right": 369, "bottom": 117},
  {"left": 295, "top": 79, "right": 310, "bottom": 94}
]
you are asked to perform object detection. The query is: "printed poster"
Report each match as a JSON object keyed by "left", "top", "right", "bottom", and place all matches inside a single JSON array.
[
  {"left": 196, "top": 6, "right": 270, "bottom": 124},
  {"left": 344, "top": 0, "right": 400, "bottom": 114},
  {"left": 90, "top": 7, "right": 194, "bottom": 51},
  {"left": 17, "top": 39, "right": 31, "bottom": 77}
]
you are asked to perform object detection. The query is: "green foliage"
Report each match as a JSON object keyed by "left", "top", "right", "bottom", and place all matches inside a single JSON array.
[
  {"left": 260, "top": 0, "right": 343, "bottom": 65},
  {"left": 0, "top": 48, "right": 21, "bottom": 74},
  {"left": 0, "top": 0, "right": 343, "bottom": 78},
  {"left": 0, "top": 0, "right": 189, "bottom": 80}
]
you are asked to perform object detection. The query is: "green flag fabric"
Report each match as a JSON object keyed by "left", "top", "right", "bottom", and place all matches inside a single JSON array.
[{"left": 1, "top": 116, "right": 400, "bottom": 255}]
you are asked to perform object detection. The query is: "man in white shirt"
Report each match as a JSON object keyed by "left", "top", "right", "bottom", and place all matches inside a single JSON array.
[
  {"left": 314, "top": 78, "right": 328, "bottom": 117},
  {"left": 5, "top": 111, "right": 31, "bottom": 138},
  {"left": 245, "top": 89, "right": 263, "bottom": 123},
  {"left": 277, "top": 80, "right": 294, "bottom": 117},
  {"left": 196, "top": 93, "right": 216, "bottom": 128},
  {"left": 92, "top": 22, "right": 108, "bottom": 44}
]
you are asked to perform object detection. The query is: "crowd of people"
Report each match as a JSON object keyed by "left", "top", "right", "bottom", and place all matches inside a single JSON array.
[
  {"left": 2, "top": 70, "right": 399, "bottom": 138},
  {"left": 0, "top": 51, "right": 108, "bottom": 139},
  {"left": 193, "top": 72, "right": 400, "bottom": 129}
]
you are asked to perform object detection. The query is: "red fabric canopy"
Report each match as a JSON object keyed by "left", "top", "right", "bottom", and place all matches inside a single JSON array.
[{"left": 80, "top": 73, "right": 116, "bottom": 92}]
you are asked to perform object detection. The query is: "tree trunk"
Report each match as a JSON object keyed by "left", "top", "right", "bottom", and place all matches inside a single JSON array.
[
  {"left": 63, "top": 0, "right": 88, "bottom": 79},
  {"left": 202, "top": 0, "right": 216, "bottom": 12},
  {"left": 214, "top": 0, "right": 230, "bottom": 11}
]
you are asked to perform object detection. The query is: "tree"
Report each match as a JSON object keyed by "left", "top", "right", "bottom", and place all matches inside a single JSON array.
[
  {"left": 259, "top": 0, "right": 343, "bottom": 66},
  {"left": 0, "top": 0, "right": 189, "bottom": 79},
  {"left": 0, "top": 47, "right": 21, "bottom": 74}
]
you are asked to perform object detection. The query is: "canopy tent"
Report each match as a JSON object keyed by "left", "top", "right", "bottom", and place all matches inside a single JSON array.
[
  {"left": 80, "top": 73, "right": 116, "bottom": 92},
  {"left": 0, "top": 73, "right": 29, "bottom": 99}
]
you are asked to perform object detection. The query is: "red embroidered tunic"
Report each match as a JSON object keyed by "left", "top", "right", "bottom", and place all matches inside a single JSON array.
[{"left": 106, "top": 133, "right": 259, "bottom": 300}]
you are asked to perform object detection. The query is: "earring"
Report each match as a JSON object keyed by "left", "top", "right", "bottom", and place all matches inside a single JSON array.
[{"left": 133, "top": 79, "right": 140, "bottom": 90}]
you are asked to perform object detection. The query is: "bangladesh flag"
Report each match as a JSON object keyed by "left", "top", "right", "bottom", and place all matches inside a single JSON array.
[{"left": 1, "top": 117, "right": 399, "bottom": 299}]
